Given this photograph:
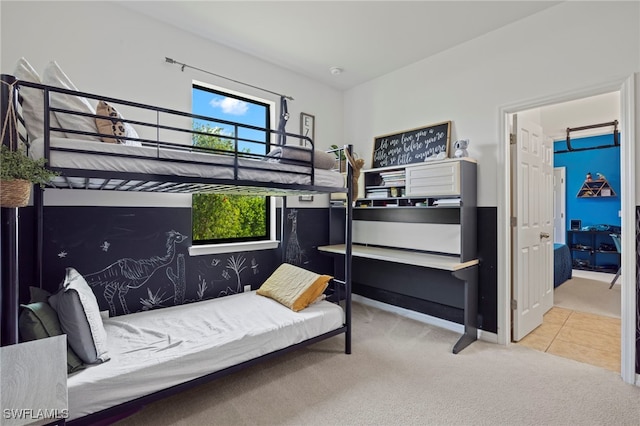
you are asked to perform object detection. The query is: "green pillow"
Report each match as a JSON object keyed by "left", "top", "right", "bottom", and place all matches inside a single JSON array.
[
  {"left": 19, "top": 302, "right": 85, "bottom": 374},
  {"left": 29, "top": 286, "right": 52, "bottom": 304}
]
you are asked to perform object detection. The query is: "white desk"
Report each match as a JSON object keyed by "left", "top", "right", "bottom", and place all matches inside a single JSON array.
[
  {"left": 318, "top": 243, "right": 478, "bottom": 353},
  {"left": 318, "top": 244, "right": 478, "bottom": 271}
]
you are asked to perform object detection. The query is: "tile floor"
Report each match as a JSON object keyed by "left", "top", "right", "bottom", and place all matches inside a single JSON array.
[{"left": 517, "top": 306, "right": 621, "bottom": 372}]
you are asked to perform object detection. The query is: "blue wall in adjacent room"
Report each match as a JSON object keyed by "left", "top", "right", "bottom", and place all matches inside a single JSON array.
[{"left": 554, "top": 134, "right": 621, "bottom": 230}]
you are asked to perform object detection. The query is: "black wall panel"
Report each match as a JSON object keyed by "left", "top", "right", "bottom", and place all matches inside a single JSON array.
[
  {"left": 344, "top": 206, "right": 498, "bottom": 333},
  {"left": 18, "top": 205, "right": 331, "bottom": 318},
  {"left": 477, "top": 206, "right": 497, "bottom": 332}
]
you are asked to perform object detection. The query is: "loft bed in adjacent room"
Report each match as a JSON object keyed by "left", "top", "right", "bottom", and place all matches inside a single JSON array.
[{"left": 0, "top": 72, "right": 354, "bottom": 425}]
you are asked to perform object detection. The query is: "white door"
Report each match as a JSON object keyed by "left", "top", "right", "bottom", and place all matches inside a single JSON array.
[
  {"left": 553, "top": 167, "right": 566, "bottom": 244},
  {"left": 511, "top": 114, "right": 554, "bottom": 341}
]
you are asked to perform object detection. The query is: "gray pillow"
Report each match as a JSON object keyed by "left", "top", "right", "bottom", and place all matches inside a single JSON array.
[
  {"left": 49, "top": 267, "right": 110, "bottom": 364},
  {"left": 265, "top": 146, "right": 337, "bottom": 170}
]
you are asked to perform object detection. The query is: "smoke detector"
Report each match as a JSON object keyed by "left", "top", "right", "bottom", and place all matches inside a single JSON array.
[{"left": 329, "top": 66, "right": 344, "bottom": 75}]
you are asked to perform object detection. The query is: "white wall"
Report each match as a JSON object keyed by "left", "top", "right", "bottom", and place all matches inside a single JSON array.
[
  {"left": 540, "top": 92, "right": 620, "bottom": 141},
  {"left": 343, "top": 1, "right": 640, "bottom": 207},
  {"left": 0, "top": 1, "right": 344, "bottom": 206}
]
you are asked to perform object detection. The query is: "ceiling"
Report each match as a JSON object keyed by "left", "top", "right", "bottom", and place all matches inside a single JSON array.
[{"left": 119, "top": 1, "right": 562, "bottom": 90}]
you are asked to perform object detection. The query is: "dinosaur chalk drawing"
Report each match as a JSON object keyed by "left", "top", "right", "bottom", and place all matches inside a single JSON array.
[{"left": 84, "top": 230, "right": 187, "bottom": 316}]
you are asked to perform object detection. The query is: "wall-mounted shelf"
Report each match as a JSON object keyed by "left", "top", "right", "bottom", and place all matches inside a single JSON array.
[{"left": 577, "top": 179, "right": 616, "bottom": 198}]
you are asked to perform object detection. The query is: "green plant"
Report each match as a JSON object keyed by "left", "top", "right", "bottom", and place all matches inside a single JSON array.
[
  {"left": 0, "top": 145, "right": 58, "bottom": 185},
  {"left": 330, "top": 144, "right": 347, "bottom": 161}
]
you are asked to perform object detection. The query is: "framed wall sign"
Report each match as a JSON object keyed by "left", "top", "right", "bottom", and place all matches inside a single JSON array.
[
  {"left": 300, "top": 112, "right": 315, "bottom": 146},
  {"left": 372, "top": 121, "right": 451, "bottom": 168}
]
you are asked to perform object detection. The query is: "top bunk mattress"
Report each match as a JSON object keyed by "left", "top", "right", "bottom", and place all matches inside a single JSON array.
[
  {"left": 66, "top": 290, "right": 344, "bottom": 420},
  {"left": 30, "top": 138, "right": 346, "bottom": 193}
]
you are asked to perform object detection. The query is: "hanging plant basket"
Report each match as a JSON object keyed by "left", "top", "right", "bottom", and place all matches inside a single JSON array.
[{"left": 0, "top": 179, "right": 32, "bottom": 208}]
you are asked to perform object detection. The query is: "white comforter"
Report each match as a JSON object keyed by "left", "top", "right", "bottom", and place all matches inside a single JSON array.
[{"left": 66, "top": 291, "right": 344, "bottom": 420}]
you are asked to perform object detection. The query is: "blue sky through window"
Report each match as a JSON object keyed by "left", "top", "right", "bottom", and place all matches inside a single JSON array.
[{"left": 192, "top": 86, "right": 268, "bottom": 154}]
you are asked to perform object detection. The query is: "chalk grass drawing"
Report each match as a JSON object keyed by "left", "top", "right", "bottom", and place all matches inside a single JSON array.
[
  {"left": 215, "top": 254, "right": 252, "bottom": 297},
  {"left": 285, "top": 209, "right": 304, "bottom": 265},
  {"left": 251, "top": 258, "right": 259, "bottom": 275},
  {"left": 227, "top": 254, "right": 247, "bottom": 293},
  {"left": 197, "top": 277, "right": 208, "bottom": 300},
  {"left": 166, "top": 253, "right": 186, "bottom": 305},
  {"left": 85, "top": 230, "right": 187, "bottom": 316},
  {"left": 140, "top": 288, "right": 170, "bottom": 311}
]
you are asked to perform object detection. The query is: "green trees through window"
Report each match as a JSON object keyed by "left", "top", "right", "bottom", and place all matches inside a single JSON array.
[{"left": 191, "top": 85, "right": 270, "bottom": 244}]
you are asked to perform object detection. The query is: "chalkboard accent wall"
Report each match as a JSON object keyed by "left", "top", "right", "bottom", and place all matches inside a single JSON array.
[
  {"left": 636, "top": 206, "right": 640, "bottom": 375},
  {"left": 18, "top": 206, "right": 332, "bottom": 317}
]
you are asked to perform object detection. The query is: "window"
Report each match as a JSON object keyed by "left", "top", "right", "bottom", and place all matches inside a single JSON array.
[{"left": 191, "top": 83, "right": 272, "bottom": 246}]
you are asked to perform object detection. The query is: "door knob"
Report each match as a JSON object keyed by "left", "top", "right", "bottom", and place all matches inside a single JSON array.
[{"left": 540, "top": 232, "right": 550, "bottom": 239}]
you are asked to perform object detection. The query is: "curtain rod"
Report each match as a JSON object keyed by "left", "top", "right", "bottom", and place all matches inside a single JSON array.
[{"left": 165, "top": 57, "right": 294, "bottom": 101}]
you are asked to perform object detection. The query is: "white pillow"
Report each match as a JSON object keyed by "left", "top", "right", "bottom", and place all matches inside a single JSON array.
[
  {"left": 41, "top": 61, "right": 101, "bottom": 142},
  {"left": 13, "top": 57, "right": 64, "bottom": 141},
  {"left": 48, "top": 267, "right": 109, "bottom": 364}
]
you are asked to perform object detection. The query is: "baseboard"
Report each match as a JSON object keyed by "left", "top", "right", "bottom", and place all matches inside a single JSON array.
[
  {"left": 478, "top": 329, "right": 498, "bottom": 344},
  {"left": 352, "top": 294, "right": 498, "bottom": 346}
]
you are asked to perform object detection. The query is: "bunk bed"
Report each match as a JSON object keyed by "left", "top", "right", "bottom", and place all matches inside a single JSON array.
[{"left": 0, "top": 73, "right": 353, "bottom": 425}]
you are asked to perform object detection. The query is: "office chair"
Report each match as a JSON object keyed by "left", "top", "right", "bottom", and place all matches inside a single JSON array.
[{"left": 609, "top": 233, "right": 621, "bottom": 289}]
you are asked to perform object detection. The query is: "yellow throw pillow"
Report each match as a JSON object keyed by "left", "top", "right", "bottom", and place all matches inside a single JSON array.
[{"left": 256, "top": 263, "right": 332, "bottom": 312}]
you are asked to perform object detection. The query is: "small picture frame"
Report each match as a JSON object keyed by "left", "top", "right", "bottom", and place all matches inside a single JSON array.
[
  {"left": 570, "top": 219, "right": 582, "bottom": 230},
  {"left": 300, "top": 113, "right": 315, "bottom": 147},
  {"left": 298, "top": 195, "right": 314, "bottom": 202}
]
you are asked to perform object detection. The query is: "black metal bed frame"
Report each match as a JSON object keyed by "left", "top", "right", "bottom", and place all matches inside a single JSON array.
[{"left": 0, "top": 74, "right": 353, "bottom": 425}]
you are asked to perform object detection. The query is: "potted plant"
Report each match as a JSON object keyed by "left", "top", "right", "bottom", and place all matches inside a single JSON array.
[
  {"left": 330, "top": 144, "right": 357, "bottom": 172},
  {"left": 0, "top": 144, "right": 58, "bottom": 207}
]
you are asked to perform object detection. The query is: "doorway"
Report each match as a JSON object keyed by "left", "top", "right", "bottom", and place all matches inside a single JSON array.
[{"left": 497, "top": 75, "right": 636, "bottom": 384}]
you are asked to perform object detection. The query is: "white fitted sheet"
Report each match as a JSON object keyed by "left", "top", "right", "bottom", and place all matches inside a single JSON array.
[
  {"left": 66, "top": 291, "right": 344, "bottom": 420},
  {"left": 30, "top": 138, "right": 345, "bottom": 191}
]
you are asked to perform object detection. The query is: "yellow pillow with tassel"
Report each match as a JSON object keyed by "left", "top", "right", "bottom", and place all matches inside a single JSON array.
[{"left": 257, "top": 263, "right": 332, "bottom": 312}]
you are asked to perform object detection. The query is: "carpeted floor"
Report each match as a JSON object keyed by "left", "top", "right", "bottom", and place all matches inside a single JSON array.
[
  {"left": 554, "top": 270, "right": 620, "bottom": 318},
  {"left": 115, "top": 301, "right": 640, "bottom": 426}
]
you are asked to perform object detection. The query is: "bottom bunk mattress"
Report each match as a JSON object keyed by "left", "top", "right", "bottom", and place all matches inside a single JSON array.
[
  {"left": 67, "top": 291, "right": 344, "bottom": 420},
  {"left": 554, "top": 243, "right": 572, "bottom": 288}
]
